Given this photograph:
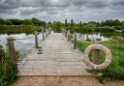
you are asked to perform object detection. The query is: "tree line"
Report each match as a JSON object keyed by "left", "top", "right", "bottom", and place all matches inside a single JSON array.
[
  {"left": 0, "top": 17, "right": 46, "bottom": 26},
  {"left": 0, "top": 18, "right": 124, "bottom": 27}
]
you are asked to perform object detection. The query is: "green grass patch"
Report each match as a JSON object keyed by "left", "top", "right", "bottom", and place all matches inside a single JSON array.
[{"left": 74, "top": 39, "right": 124, "bottom": 83}]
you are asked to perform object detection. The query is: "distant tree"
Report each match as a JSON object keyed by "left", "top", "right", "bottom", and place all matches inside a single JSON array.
[
  {"left": 48, "top": 21, "right": 52, "bottom": 25},
  {"left": 65, "top": 19, "right": 68, "bottom": 27},
  {"left": 23, "top": 19, "right": 33, "bottom": 25},
  {"left": 96, "top": 22, "right": 101, "bottom": 27},
  {"left": 5, "top": 20, "right": 13, "bottom": 25},
  {"left": 114, "top": 19, "right": 121, "bottom": 26},
  {"left": 70, "top": 19, "right": 73, "bottom": 27},
  {"left": 0, "top": 18, "right": 4, "bottom": 25},
  {"left": 31, "top": 17, "right": 40, "bottom": 26},
  {"left": 9, "top": 19, "right": 23, "bottom": 25},
  {"left": 79, "top": 21, "right": 82, "bottom": 27},
  {"left": 39, "top": 21, "right": 46, "bottom": 27}
]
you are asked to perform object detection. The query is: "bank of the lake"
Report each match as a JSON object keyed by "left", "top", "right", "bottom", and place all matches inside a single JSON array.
[
  {"left": 0, "top": 25, "right": 41, "bottom": 34},
  {"left": 75, "top": 38, "right": 124, "bottom": 83}
]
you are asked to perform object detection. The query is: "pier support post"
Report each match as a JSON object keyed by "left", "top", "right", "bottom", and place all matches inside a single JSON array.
[
  {"left": 46, "top": 29, "right": 48, "bottom": 37},
  {"left": 42, "top": 29, "right": 44, "bottom": 41},
  {"left": 74, "top": 32, "right": 77, "bottom": 49},
  {"left": 67, "top": 30, "right": 71, "bottom": 41},
  {"left": 34, "top": 31, "right": 38, "bottom": 48},
  {"left": 7, "top": 37, "right": 18, "bottom": 71},
  {"left": 93, "top": 38, "right": 102, "bottom": 64}
]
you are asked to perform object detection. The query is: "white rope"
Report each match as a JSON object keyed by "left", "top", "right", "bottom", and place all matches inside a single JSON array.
[
  {"left": 15, "top": 32, "right": 41, "bottom": 40},
  {"left": 94, "top": 64, "right": 97, "bottom": 69},
  {"left": 105, "top": 59, "right": 111, "bottom": 62}
]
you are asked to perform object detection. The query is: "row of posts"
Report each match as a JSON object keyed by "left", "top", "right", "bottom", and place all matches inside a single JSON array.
[
  {"left": 62, "top": 28, "right": 77, "bottom": 49},
  {"left": 62, "top": 28, "right": 102, "bottom": 66},
  {"left": 7, "top": 28, "right": 51, "bottom": 71}
]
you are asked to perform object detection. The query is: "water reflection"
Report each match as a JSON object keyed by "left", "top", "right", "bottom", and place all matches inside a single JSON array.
[
  {"left": 0, "top": 33, "right": 43, "bottom": 60},
  {"left": 77, "top": 33, "right": 112, "bottom": 41}
]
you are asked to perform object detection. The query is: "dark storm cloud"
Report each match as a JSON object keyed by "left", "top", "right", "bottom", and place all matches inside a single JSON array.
[
  {"left": 110, "top": 0, "right": 124, "bottom": 6},
  {"left": 0, "top": 0, "right": 124, "bottom": 22}
]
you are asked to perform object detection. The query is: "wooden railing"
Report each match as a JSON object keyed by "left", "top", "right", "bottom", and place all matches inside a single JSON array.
[
  {"left": 6, "top": 28, "right": 52, "bottom": 71},
  {"left": 62, "top": 28, "right": 102, "bottom": 66}
]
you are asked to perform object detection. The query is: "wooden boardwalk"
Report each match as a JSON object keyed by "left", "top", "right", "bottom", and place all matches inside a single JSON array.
[{"left": 17, "top": 33, "right": 91, "bottom": 76}]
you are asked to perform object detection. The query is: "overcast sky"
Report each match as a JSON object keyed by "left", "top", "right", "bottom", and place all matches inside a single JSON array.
[{"left": 0, "top": 0, "right": 124, "bottom": 23}]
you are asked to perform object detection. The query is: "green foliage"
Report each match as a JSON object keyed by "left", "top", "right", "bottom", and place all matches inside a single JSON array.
[
  {"left": 9, "top": 19, "right": 23, "bottom": 25},
  {"left": 0, "top": 45, "right": 17, "bottom": 86},
  {"left": 23, "top": 19, "right": 33, "bottom": 25},
  {"left": 94, "top": 27, "right": 114, "bottom": 32},
  {"left": 52, "top": 21, "right": 62, "bottom": 32},
  {"left": 75, "top": 39, "right": 124, "bottom": 83},
  {"left": 113, "top": 26, "right": 122, "bottom": 30},
  {"left": 70, "top": 19, "right": 74, "bottom": 27},
  {"left": 4, "top": 20, "right": 13, "bottom": 25},
  {"left": 0, "top": 25, "right": 40, "bottom": 33},
  {"left": 37, "top": 46, "right": 42, "bottom": 54},
  {"left": 65, "top": 19, "right": 68, "bottom": 27},
  {"left": 0, "top": 18, "right": 4, "bottom": 25}
]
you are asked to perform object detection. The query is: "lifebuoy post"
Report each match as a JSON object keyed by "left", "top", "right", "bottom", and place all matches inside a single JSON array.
[{"left": 93, "top": 38, "right": 102, "bottom": 64}]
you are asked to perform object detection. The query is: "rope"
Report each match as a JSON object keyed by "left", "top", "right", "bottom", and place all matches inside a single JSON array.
[
  {"left": 15, "top": 35, "right": 34, "bottom": 40},
  {"left": 15, "top": 32, "right": 41, "bottom": 40}
]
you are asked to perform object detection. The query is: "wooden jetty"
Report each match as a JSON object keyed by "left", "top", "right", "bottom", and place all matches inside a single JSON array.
[{"left": 11, "top": 32, "right": 92, "bottom": 76}]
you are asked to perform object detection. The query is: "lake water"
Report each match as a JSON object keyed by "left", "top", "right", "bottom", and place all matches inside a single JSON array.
[{"left": 0, "top": 32, "right": 111, "bottom": 61}]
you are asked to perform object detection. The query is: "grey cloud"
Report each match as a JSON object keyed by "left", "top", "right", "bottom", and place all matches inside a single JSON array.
[
  {"left": 0, "top": 0, "right": 124, "bottom": 22},
  {"left": 110, "top": 0, "right": 124, "bottom": 6},
  {"left": 86, "top": 0, "right": 108, "bottom": 8}
]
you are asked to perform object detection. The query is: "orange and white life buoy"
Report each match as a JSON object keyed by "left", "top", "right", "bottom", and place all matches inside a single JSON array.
[{"left": 84, "top": 44, "right": 112, "bottom": 70}]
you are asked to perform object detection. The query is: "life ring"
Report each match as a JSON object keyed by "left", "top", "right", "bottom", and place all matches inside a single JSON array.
[{"left": 84, "top": 44, "right": 112, "bottom": 70}]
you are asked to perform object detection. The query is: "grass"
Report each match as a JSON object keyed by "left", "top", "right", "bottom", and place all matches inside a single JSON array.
[
  {"left": 74, "top": 38, "right": 124, "bottom": 83},
  {"left": 0, "top": 45, "right": 18, "bottom": 86},
  {"left": 37, "top": 46, "right": 42, "bottom": 54}
]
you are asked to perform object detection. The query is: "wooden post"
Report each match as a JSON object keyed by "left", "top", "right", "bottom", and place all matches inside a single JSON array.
[
  {"left": 65, "top": 30, "right": 67, "bottom": 38},
  {"left": 93, "top": 38, "right": 102, "bottom": 64},
  {"left": 46, "top": 29, "right": 48, "bottom": 37},
  {"left": 74, "top": 32, "right": 77, "bottom": 49},
  {"left": 7, "top": 37, "right": 18, "bottom": 71},
  {"left": 67, "top": 30, "right": 70, "bottom": 41},
  {"left": 82, "top": 34, "right": 84, "bottom": 41},
  {"left": 42, "top": 29, "right": 44, "bottom": 41},
  {"left": 34, "top": 31, "right": 38, "bottom": 48}
]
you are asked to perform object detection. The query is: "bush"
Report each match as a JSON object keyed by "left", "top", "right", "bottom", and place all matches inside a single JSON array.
[{"left": 0, "top": 45, "right": 17, "bottom": 86}]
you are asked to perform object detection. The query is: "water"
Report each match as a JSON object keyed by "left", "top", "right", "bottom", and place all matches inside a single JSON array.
[
  {"left": 80, "top": 33, "right": 111, "bottom": 41},
  {"left": 0, "top": 33, "right": 44, "bottom": 60},
  {"left": 0, "top": 32, "right": 111, "bottom": 60}
]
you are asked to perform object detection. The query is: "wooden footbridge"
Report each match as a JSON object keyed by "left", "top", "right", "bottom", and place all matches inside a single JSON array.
[{"left": 7, "top": 29, "right": 92, "bottom": 76}]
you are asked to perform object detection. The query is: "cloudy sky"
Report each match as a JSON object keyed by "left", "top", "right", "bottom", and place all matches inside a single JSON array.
[{"left": 0, "top": 0, "right": 124, "bottom": 23}]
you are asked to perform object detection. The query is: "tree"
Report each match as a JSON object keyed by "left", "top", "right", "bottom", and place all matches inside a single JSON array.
[
  {"left": 0, "top": 18, "right": 4, "bottom": 25},
  {"left": 9, "top": 19, "right": 23, "bottom": 25},
  {"left": 70, "top": 19, "right": 73, "bottom": 27},
  {"left": 39, "top": 21, "right": 46, "bottom": 27},
  {"left": 65, "top": 19, "right": 68, "bottom": 27},
  {"left": 79, "top": 21, "right": 82, "bottom": 27},
  {"left": 23, "top": 19, "right": 33, "bottom": 25},
  {"left": 5, "top": 20, "right": 13, "bottom": 25},
  {"left": 31, "top": 17, "right": 40, "bottom": 26}
]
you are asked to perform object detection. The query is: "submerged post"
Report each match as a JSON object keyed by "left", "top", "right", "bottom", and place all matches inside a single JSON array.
[
  {"left": 93, "top": 38, "right": 102, "bottom": 64},
  {"left": 74, "top": 32, "right": 77, "bottom": 49},
  {"left": 34, "top": 31, "right": 38, "bottom": 48},
  {"left": 7, "top": 37, "right": 18, "bottom": 71},
  {"left": 42, "top": 29, "right": 44, "bottom": 41}
]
